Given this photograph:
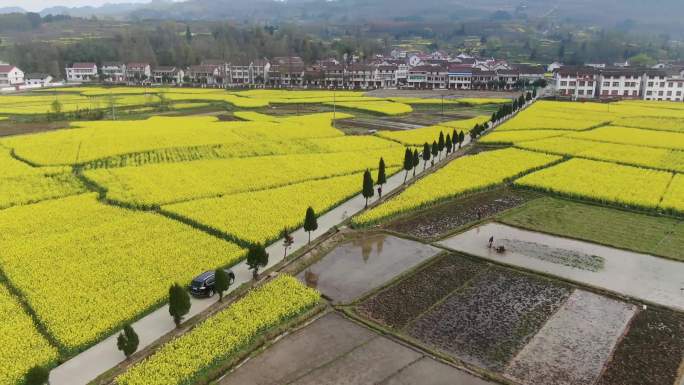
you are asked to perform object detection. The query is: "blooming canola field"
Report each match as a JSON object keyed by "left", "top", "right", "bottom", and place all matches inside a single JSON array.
[{"left": 0, "top": 89, "right": 444, "bottom": 384}]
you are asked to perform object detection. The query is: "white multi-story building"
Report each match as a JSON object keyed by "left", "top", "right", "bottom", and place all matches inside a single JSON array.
[
  {"left": 447, "top": 65, "right": 472, "bottom": 89},
  {"left": 126, "top": 63, "right": 152, "bottom": 82},
  {"left": 554, "top": 67, "right": 599, "bottom": 99},
  {"left": 101, "top": 62, "right": 126, "bottom": 83},
  {"left": 65, "top": 62, "right": 98, "bottom": 82},
  {"left": 598, "top": 69, "right": 642, "bottom": 99},
  {"left": 0, "top": 64, "right": 24, "bottom": 86},
  {"left": 151, "top": 67, "right": 184, "bottom": 85},
  {"left": 642, "top": 70, "right": 684, "bottom": 101}
]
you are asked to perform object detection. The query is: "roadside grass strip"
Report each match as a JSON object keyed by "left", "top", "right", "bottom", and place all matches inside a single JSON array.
[
  {"left": 164, "top": 170, "right": 399, "bottom": 245},
  {"left": 0, "top": 194, "right": 244, "bottom": 352},
  {"left": 514, "top": 158, "right": 673, "bottom": 211},
  {"left": 504, "top": 290, "right": 636, "bottom": 385},
  {"left": 479, "top": 129, "right": 571, "bottom": 144},
  {"left": 376, "top": 116, "right": 489, "bottom": 146},
  {"left": 0, "top": 285, "right": 58, "bottom": 385},
  {"left": 660, "top": 173, "right": 684, "bottom": 213},
  {"left": 353, "top": 148, "right": 560, "bottom": 226},
  {"left": 517, "top": 137, "right": 684, "bottom": 172},
  {"left": 115, "top": 275, "right": 320, "bottom": 385},
  {"left": 568, "top": 126, "right": 684, "bottom": 151},
  {"left": 84, "top": 149, "right": 405, "bottom": 207}
]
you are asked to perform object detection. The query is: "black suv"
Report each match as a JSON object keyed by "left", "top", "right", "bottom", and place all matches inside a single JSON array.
[{"left": 189, "top": 269, "right": 235, "bottom": 297}]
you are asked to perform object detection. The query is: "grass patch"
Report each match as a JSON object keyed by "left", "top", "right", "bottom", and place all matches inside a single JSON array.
[{"left": 499, "top": 197, "right": 684, "bottom": 262}]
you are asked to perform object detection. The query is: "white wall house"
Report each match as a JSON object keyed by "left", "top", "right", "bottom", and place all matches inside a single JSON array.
[
  {"left": 642, "top": 70, "right": 684, "bottom": 102},
  {"left": 598, "top": 70, "right": 642, "bottom": 99},
  {"left": 0, "top": 65, "right": 25, "bottom": 87},
  {"left": 65, "top": 62, "right": 98, "bottom": 82},
  {"left": 554, "top": 67, "right": 599, "bottom": 99},
  {"left": 25, "top": 73, "right": 53, "bottom": 86},
  {"left": 101, "top": 63, "right": 126, "bottom": 83}
]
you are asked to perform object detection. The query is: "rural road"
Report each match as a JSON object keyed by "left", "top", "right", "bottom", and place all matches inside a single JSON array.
[{"left": 49, "top": 99, "right": 528, "bottom": 385}]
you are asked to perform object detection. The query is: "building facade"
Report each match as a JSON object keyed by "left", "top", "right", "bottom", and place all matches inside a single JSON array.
[{"left": 65, "top": 63, "right": 98, "bottom": 82}]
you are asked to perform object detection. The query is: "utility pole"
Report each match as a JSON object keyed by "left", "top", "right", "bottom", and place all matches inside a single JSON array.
[{"left": 332, "top": 88, "right": 336, "bottom": 128}]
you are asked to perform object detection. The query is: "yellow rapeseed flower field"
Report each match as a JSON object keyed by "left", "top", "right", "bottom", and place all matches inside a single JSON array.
[
  {"left": 1, "top": 113, "right": 347, "bottom": 166},
  {"left": 165, "top": 170, "right": 397, "bottom": 244},
  {"left": 0, "top": 193, "right": 244, "bottom": 351},
  {"left": 612, "top": 116, "right": 684, "bottom": 133},
  {"left": 0, "top": 285, "right": 58, "bottom": 385},
  {"left": 116, "top": 275, "right": 319, "bottom": 385},
  {"left": 515, "top": 158, "right": 673, "bottom": 210},
  {"left": 84, "top": 148, "right": 405, "bottom": 207},
  {"left": 569, "top": 126, "right": 684, "bottom": 151},
  {"left": 376, "top": 116, "right": 489, "bottom": 146},
  {"left": 660, "top": 173, "right": 684, "bottom": 213},
  {"left": 353, "top": 148, "right": 560, "bottom": 226},
  {"left": 517, "top": 137, "right": 684, "bottom": 172},
  {"left": 479, "top": 129, "right": 571, "bottom": 144}
]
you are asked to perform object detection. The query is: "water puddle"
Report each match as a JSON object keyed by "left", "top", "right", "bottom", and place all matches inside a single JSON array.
[{"left": 299, "top": 234, "right": 440, "bottom": 303}]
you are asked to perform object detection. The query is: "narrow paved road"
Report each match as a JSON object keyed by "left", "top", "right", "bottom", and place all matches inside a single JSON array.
[{"left": 50, "top": 100, "right": 530, "bottom": 385}]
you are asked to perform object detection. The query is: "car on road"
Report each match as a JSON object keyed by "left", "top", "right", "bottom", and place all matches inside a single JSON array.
[{"left": 189, "top": 269, "right": 235, "bottom": 297}]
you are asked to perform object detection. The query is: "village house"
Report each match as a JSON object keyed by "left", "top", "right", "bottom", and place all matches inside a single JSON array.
[
  {"left": 151, "top": 66, "right": 184, "bottom": 85},
  {"left": 65, "top": 62, "right": 98, "bottom": 82},
  {"left": 101, "top": 62, "right": 126, "bottom": 83},
  {"left": 24, "top": 73, "right": 53, "bottom": 87},
  {"left": 0, "top": 64, "right": 25, "bottom": 87},
  {"left": 598, "top": 69, "right": 642, "bottom": 99},
  {"left": 126, "top": 63, "right": 152, "bottom": 83},
  {"left": 554, "top": 66, "right": 599, "bottom": 99}
]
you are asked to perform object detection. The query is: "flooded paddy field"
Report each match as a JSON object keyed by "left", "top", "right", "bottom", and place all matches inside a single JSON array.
[
  {"left": 439, "top": 222, "right": 684, "bottom": 312},
  {"left": 406, "top": 267, "right": 571, "bottom": 371},
  {"left": 383, "top": 188, "right": 537, "bottom": 240},
  {"left": 348, "top": 234, "right": 683, "bottom": 385},
  {"left": 218, "top": 312, "right": 497, "bottom": 385},
  {"left": 297, "top": 234, "right": 440, "bottom": 303},
  {"left": 504, "top": 290, "right": 636, "bottom": 385},
  {"left": 357, "top": 254, "right": 483, "bottom": 329}
]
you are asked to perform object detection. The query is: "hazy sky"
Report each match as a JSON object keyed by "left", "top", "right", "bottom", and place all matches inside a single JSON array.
[{"left": 0, "top": 0, "right": 150, "bottom": 11}]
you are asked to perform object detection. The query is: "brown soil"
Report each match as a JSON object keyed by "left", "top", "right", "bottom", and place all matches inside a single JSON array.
[
  {"left": 596, "top": 308, "right": 684, "bottom": 385},
  {"left": 356, "top": 254, "right": 483, "bottom": 329},
  {"left": 384, "top": 188, "right": 538, "bottom": 239},
  {"left": 0, "top": 121, "right": 69, "bottom": 137}
]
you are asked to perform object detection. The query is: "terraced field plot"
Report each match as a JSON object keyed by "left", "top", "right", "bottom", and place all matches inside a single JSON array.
[
  {"left": 353, "top": 148, "right": 560, "bottom": 226},
  {"left": 0, "top": 193, "right": 244, "bottom": 352}
]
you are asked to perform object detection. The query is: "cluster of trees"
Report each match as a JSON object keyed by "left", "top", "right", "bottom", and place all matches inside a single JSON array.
[{"left": 2, "top": 21, "right": 383, "bottom": 78}]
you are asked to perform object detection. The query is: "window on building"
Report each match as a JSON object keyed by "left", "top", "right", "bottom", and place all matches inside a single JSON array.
[
  {"left": 611, "top": 90, "right": 618, "bottom": 95},
  {"left": 569, "top": 81, "right": 576, "bottom": 86},
  {"left": 603, "top": 81, "right": 610, "bottom": 87},
  {"left": 612, "top": 82, "right": 619, "bottom": 87},
  {"left": 578, "top": 90, "right": 585, "bottom": 95}
]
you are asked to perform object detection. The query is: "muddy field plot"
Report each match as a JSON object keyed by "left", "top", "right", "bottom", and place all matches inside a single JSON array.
[
  {"left": 384, "top": 189, "right": 537, "bottom": 239},
  {"left": 357, "top": 254, "right": 484, "bottom": 329},
  {"left": 504, "top": 290, "right": 636, "bottom": 385},
  {"left": 596, "top": 309, "right": 684, "bottom": 385},
  {"left": 407, "top": 267, "right": 572, "bottom": 371},
  {"left": 297, "top": 234, "right": 440, "bottom": 303}
]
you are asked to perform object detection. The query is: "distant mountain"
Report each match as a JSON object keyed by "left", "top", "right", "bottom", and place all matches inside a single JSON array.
[
  {"left": 29, "top": 0, "right": 684, "bottom": 28},
  {"left": 0, "top": 6, "right": 26, "bottom": 14}
]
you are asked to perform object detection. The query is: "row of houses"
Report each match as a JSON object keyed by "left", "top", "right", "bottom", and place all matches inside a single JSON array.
[
  {"left": 0, "top": 63, "right": 56, "bottom": 91},
  {"left": 65, "top": 57, "right": 546, "bottom": 90},
  {"left": 554, "top": 66, "right": 684, "bottom": 102}
]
